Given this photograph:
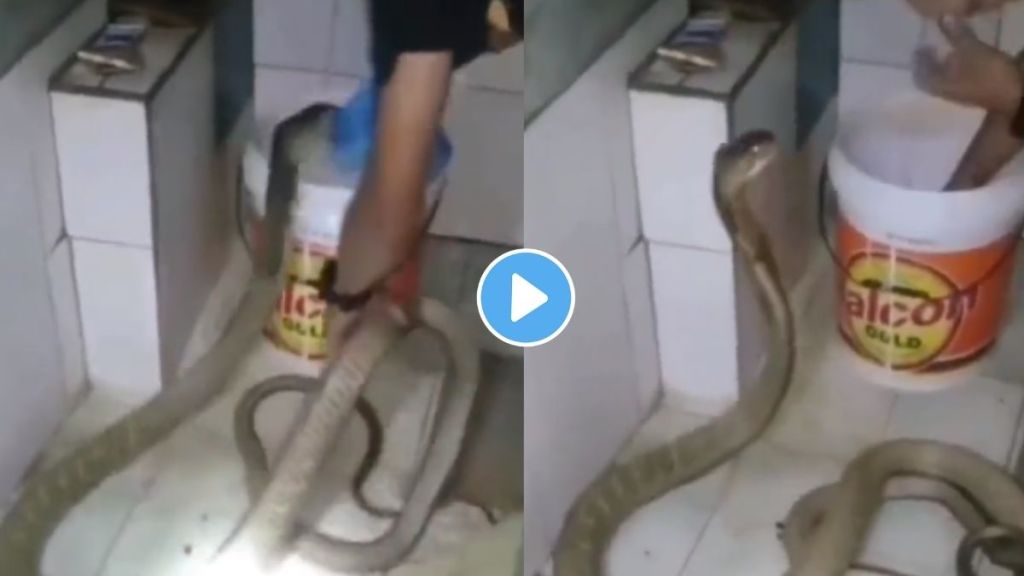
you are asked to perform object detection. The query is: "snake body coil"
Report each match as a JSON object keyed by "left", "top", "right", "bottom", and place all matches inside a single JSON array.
[{"left": 551, "top": 130, "right": 1024, "bottom": 576}]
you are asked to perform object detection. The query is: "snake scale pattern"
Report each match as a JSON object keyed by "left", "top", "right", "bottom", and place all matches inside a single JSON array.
[
  {"left": 551, "top": 130, "right": 1024, "bottom": 576},
  {"left": 0, "top": 103, "right": 480, "bottom": 575}
]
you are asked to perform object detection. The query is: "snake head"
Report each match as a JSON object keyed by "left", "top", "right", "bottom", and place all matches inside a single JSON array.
[{"left": 713, "top": 130, "right": 781, "bottom": 259}]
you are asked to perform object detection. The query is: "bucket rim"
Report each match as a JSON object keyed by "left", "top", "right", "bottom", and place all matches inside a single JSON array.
[
  {"left": 830, "top": 132, "right": 1024, "bottom": 199},
  {"left": 833, "top": 90, "right": 1024, "bottom": 196}
]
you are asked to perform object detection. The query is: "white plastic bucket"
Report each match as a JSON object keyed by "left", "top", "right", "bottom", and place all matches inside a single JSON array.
[
  {"left": 828, "top": 92, "right": 1024, "bottom": 391},
  {"left": 242, "top": 118, "right": 446, "bottom": 360}
]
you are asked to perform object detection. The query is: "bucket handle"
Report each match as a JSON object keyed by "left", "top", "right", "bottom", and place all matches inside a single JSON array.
[{"left": 817, "top": 166, "right": 1023, "bottom": 302}]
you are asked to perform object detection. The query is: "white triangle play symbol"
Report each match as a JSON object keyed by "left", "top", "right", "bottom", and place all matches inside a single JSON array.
[{"left": 511, "top": 273, "right": 548, "bottom": 323}]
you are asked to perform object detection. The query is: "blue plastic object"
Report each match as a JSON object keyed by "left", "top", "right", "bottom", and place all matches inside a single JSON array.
[{"left": 331, "top": 82, "right": 453, "bottom": 182}]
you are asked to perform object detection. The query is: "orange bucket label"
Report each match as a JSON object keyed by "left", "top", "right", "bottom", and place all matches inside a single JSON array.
[
  {"left": 266, "top": 242, "right": 332, "bottom": 360},
  {"left": 837, "top": 216, "right": 1016, "bottom": 373}
]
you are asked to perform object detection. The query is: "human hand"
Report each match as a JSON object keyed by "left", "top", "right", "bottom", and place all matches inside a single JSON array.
[
  {"left": 914, "top": 16, "right": 1024, "bottom": 116},
  {"left": 904, "top": 0, "right": 1012, "bottom": 17},
  {"left": 487, "top": 0, "right": 522, "bottom": 51}
]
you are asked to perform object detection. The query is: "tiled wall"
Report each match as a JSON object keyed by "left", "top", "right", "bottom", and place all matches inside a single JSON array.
[
  {"left": 524, "top": 0, "right": 689, "bottom": 571},
  {"left": 839, "top": 0, "right": 1024, "bottom": 122},
  {"left": 630, "top": 22, "right": 804, "bottom": 413},
  {"left": 253, "top": 0, "right": 524, "bottom": 246},
  {"left": 0, "top": 0, "right": 103, "bottom": 502}
]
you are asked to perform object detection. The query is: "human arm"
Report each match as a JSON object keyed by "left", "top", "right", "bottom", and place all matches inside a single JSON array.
[
  {"left": 912, "top": 16, "right": 1024, "bottom": 188},
  {"left": 330, "top": 52, "right": 452, "bottom": 300}
]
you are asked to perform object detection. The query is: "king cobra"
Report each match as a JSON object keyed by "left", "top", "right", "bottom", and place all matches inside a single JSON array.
[
  {"left": 0, "top": 103, "right": 480, "bottom": 575},
  {"left": 551, "top": 130, "right": 1024, "bottom": 576}
]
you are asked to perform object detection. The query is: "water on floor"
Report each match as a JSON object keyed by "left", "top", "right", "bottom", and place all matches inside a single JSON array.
[
  {"left": 31, "top": 236, "right": 523, "bottom": 576},
  {"left": 588, "top": 250, "right": 1024, "bottom": 576}
]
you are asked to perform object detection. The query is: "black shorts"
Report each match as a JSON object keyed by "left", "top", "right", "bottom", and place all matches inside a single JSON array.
[{"left": 370, "top": 0, "right": 492, "bottom": 84}]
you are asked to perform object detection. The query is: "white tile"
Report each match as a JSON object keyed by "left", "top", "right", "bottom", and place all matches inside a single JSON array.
[
  {"left": 52, "top": 93, "right": 153, "bottom": 246},
  {"left": 254, "top": 67, "right": 366, "bottom": 129},
  {"left": 767, "top": 340, "right": 897, "bottom": 461},
  {"left": 608, "top": 470, "right": 730, "bottom": 576},
  {"left": 431, "top": 84, "right": 523, "bottom": 246},
  {"left": 839, "top": 61, "right": 919, "bottom": 125},
  {"left": 841, "top": 0, "right": 923, "bottom": 66},
  {"left": 649, "top": 243, "right": 738, "bottom": 413},
  {"left": 607, "top": 400, "right": 732, "bottom": 576},
  {"left": 48, "top": 239, "right": 87, "bottom": 401},
  {"left": 630, "top": 91, "right": 730, "bottom": 250},
  {"left": 524, "top": 15, "right": 684, "bottom": 566},
  {"left": 319, "top": 72, "right": 369, "bottom": 106},
  {"left": 858, "top": 501, "right": 966, "bottom": 576},
  {"left": 176, "top": 238, "right": 253, "bottom": 376},
  {"left": 254, "top": 65, "right": 325, "bottom": 123},
  {"left": 885, "top": 374, "right": 1024, "bottom": 466},
  {"left": 10, "top": 0, "right": 105, "bottom": 251},
  {"left": 99, "top": 425, "right": 249, "bottom": 576},
  {"left": 566, "top": 0, "right": 691, "bottom": 256},
  {"left": 328, "top": 0, "right": 372, "bottom": 77},
  {"left": 622, "top": 242, "right": 660, "bottom": 414},
  {"left": 1001, "top": 1, "right": 1024, "bottom": 53},
  {"left": 73, "top": 239, "right": 162, "bottom": 402},
  {"left": 0, "top": 75, "right": 69, "bottom": 504},
  {"left": 680, "top": 442, "right": 844, "bottom": 576},
  {"left": 456, "top": 43, "right": 525, "bottom": 93},
  {"left": 254, "top": 0, "right": 336, "bottom": 70},
  {"left": 43, "top": 469, "right": 154, "bottom": 576},
  {"left": 41, "top": 395, "right": 166, "bottom": 576}
]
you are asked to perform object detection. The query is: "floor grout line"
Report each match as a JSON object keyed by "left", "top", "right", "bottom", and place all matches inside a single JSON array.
[
  {"left": 92, "top": 463, "right": 165, "bottom": 576},
  {"left": 672, "top": 462, "right": 740, "bottom": 576}
]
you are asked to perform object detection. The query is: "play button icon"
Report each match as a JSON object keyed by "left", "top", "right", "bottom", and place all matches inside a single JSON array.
[
  {"left": 511, "top": 274, "right": 548, "bottom": 323},
  {"left": 477, "top": 249, "right": 575, "bottom": 347}
]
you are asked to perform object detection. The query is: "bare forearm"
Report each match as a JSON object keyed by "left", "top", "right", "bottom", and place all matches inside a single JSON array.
[{"left": 332, "top": 53, "right": 452, "bottom": 295}]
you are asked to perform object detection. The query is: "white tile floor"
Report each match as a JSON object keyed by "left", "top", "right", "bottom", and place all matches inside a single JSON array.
[
  {"left": 27, "top": 234, "right": 1024, "bottom": 576},
  {"left": 599, "top": 257, "right": 1024, "bottom": 576},
  {"left": 30, "top": 236, "right": 522, "bottom": 576}
]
